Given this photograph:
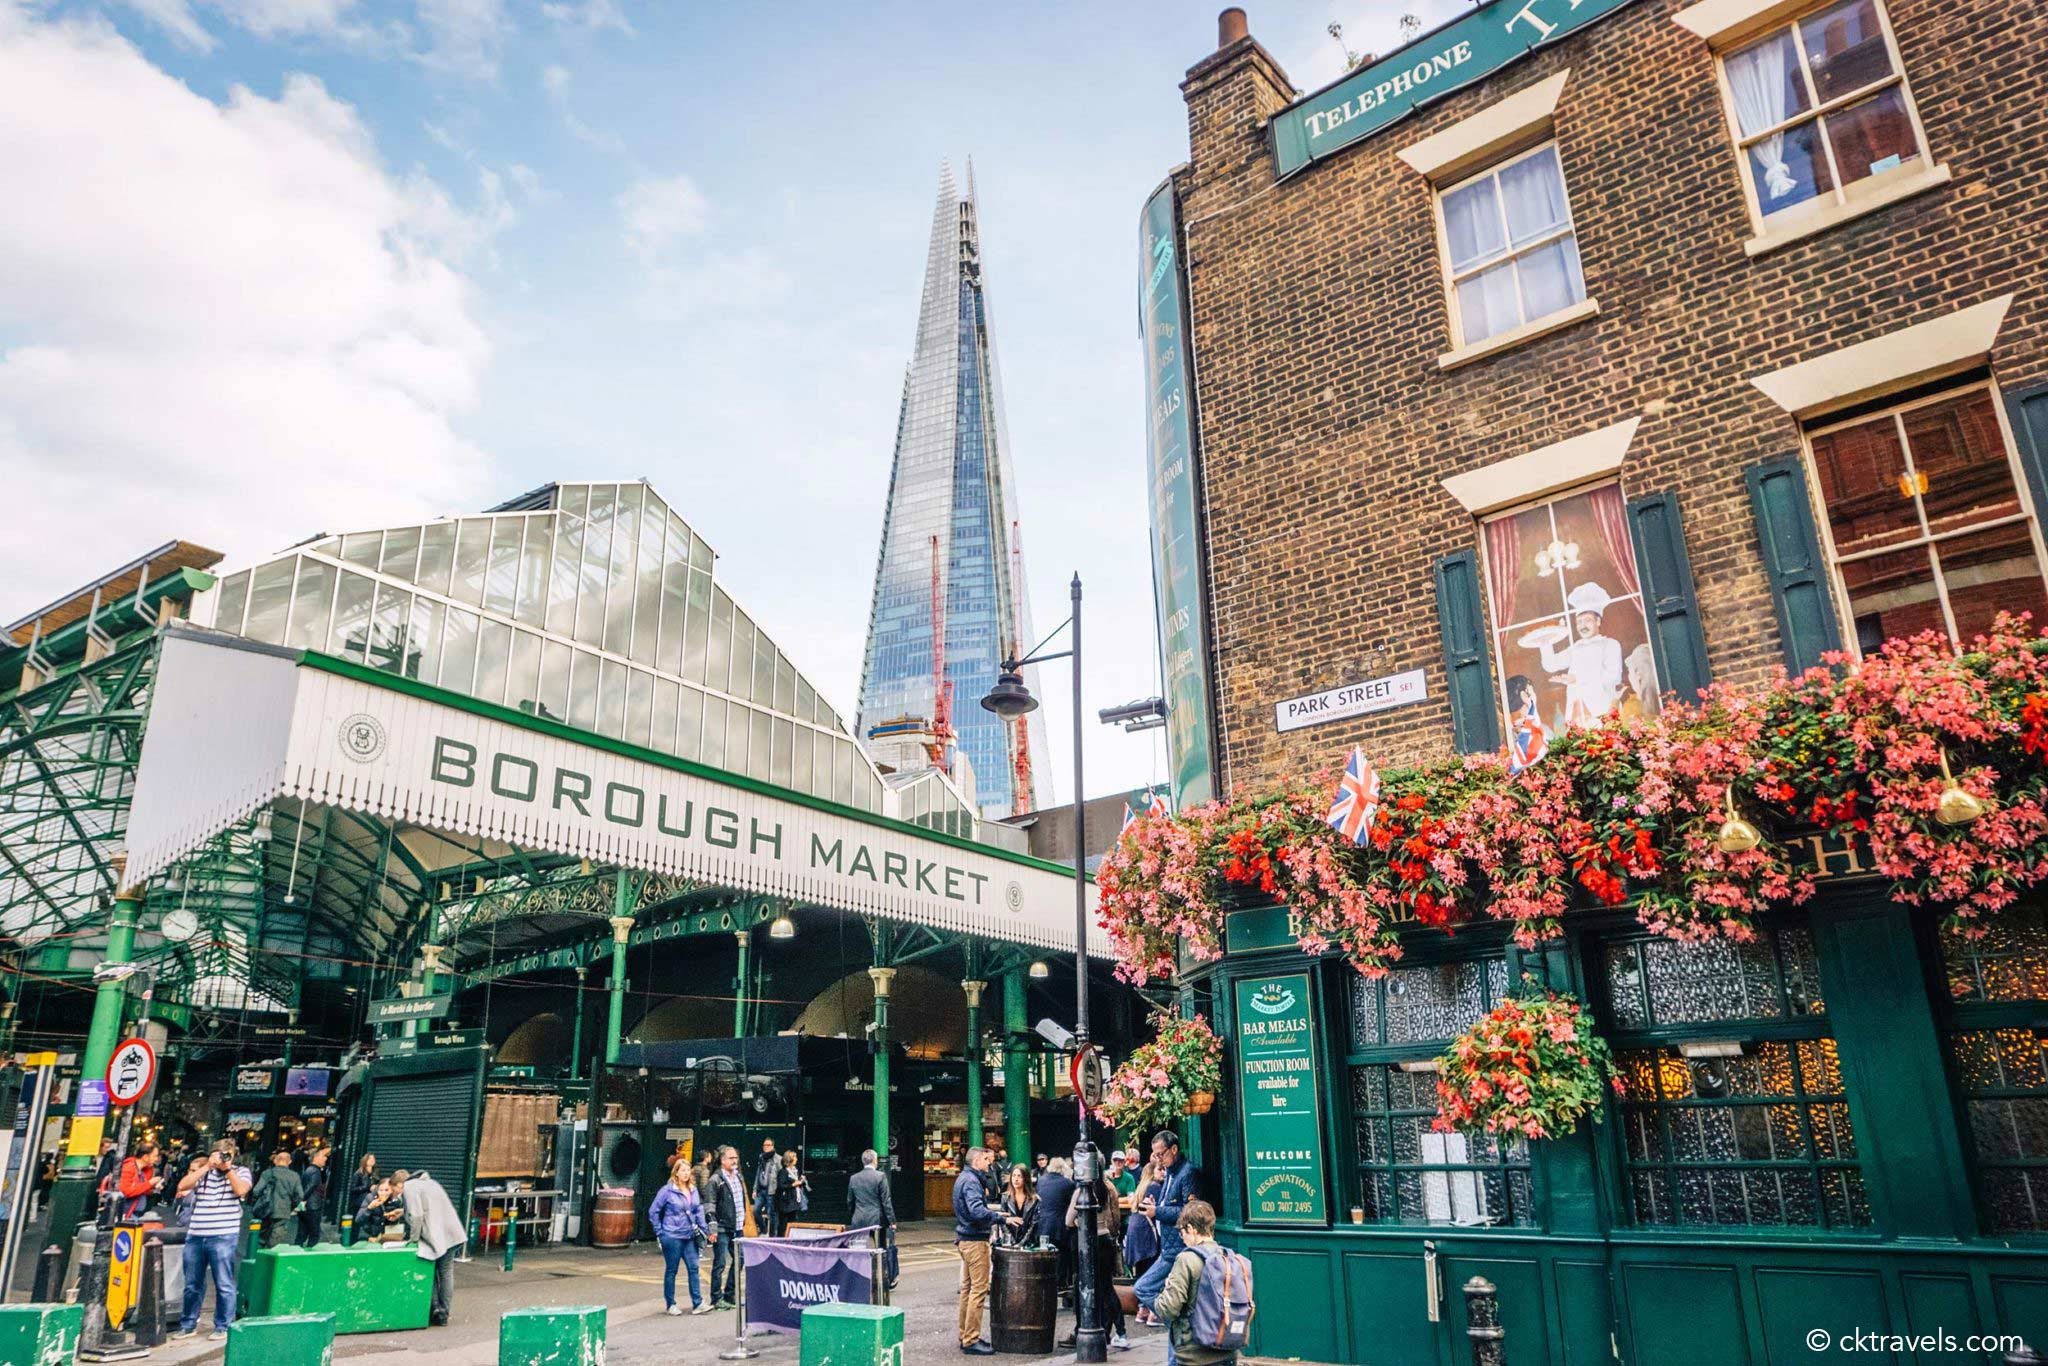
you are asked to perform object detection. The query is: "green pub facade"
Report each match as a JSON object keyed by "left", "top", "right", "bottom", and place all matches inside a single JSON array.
[{"left": 1151, "top": 1, "right": 2048, "bottom": 1361}]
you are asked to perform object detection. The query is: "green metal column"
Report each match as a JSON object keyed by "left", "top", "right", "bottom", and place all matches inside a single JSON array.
[
  {"left": 963, "top": 979, "right": 986, "bottom": 1151},
  {"left": 605, "top": 872, "right": 635, "bottom": 1067},
  {"left": 568, "top": 965, "right": 586, "bottom": 1080},
  {"left": 869, "top": 968, "right": 895, "bottom": 1155},
  {"left": 46, "top": 882, "right": 143, "bottom": 1237},
  {"left": 1003, "top": 967, "right": 1030, "bottom": 1165},
  {"left": 733, "top": 930, "right": 751, "bottom": 1037}
]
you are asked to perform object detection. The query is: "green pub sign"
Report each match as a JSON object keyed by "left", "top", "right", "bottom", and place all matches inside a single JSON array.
[
  {"left": 1234, "top": 971, "right": 1327, "bottom": 1225},
  {"left": 367, "top": 991, "right": 453, "bottom": 1025}
]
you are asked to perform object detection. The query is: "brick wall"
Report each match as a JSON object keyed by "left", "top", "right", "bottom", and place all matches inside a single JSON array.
[{"left": 1174, "top": 0, "right": 2048, "bottom": 797}]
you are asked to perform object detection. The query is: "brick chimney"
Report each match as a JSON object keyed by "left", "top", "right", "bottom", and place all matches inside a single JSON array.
[{"left": 1180, "top": 8, "right": 1296, "bottom": 221}]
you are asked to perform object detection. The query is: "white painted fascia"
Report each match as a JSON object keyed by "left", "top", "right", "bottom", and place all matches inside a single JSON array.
[
  {"left": 1441, "top": 417, "right": 1643, "bottom": 516},
  {"left": 1749, "top": 295, "right": 2015, "bottom": 418},
  {"left": 1397, "top": 71, "right": 1572, "bottom": 183}
]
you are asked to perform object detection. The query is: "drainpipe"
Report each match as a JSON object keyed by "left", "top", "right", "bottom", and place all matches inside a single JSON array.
[{"left": 963, "top": 979, "right": 986, "bottom": 1151}]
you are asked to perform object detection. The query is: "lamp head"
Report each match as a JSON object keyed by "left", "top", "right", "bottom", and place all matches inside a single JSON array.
[
  {"left": 981, "top": 669, "right": 1038, "bottom": 718},
  {"left": 768, "top": 913, "right": 796, "bottom": 940},
  {"left": 1028, "top": 960, "right": 1050, "bottom": 980}
]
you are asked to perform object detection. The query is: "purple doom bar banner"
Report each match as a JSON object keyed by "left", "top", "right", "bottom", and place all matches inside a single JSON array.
[{"left": 741, "top": 1230, "right": 879, "bottom": 1335}]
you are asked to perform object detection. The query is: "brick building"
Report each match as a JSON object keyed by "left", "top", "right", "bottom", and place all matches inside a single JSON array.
[{"left": 1142, "top": 2, "right": 2048, "bottom": 1362}]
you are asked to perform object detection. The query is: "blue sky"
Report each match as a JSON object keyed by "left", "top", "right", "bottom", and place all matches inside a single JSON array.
[{"left": 0, "top": 0, "right": 1460, "bottom": 802}]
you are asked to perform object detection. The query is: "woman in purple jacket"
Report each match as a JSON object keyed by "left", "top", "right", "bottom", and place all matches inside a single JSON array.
[{"left": 648, "top": 1164, "right": 713, "bottom": 1315}]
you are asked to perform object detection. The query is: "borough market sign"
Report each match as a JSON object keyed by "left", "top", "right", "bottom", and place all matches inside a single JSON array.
[{"left": 1272, "top": 0, "right": 1646, "bottom": 177}]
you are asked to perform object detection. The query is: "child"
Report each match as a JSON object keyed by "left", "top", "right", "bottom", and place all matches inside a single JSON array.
[{"left": 1150, "top": 1199, "right": 1238, "bottom": 1365}]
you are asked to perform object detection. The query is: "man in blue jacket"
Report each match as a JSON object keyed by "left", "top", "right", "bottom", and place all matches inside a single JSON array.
[
  {"left": 1133, "top": 1129, "right": 1199, "bottom": 1321},
  {"left": 952, "top": 1147, "right": 997, "bottom": 1356}
]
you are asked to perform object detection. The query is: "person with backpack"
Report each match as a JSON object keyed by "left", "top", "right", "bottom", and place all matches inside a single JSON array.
[
  {"left": 1149, "top": 1200, "right": 1253, "bottom": 1366},
  {"left": 247, "top": 1148, "right": 304, "bottom": 1248}
]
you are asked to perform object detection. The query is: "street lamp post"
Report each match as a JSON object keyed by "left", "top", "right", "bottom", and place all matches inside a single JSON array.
[{"left": 982, "top": 573, "right": 1105, "bottom": 1364}]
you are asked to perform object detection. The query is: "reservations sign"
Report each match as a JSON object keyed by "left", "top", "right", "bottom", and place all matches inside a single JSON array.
[
  {"left": 1273, "top": 0, "right": 1645, "bottom": 177},
  {"left": 1140, "top": 180, "right": 1218, "bottom": 809},
  {"left": 1235, "top": 972, "right": 1327, "bottom": 1226}
]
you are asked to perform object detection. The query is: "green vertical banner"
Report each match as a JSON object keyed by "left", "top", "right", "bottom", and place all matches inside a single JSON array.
[
  {"left": 1139, "top": 179, "right": 1217, "bottom": 810},
  {"left": 1234, "top": 972, "right": 1327, "bottom": 1225}
]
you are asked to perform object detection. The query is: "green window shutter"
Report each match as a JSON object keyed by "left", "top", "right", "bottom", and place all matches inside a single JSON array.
[
  {"left": 1626, "top": 492, "right": 1712, "bottom": 706},
  {"left": 2007, "top": 380, "right": 2048, "bottom": 526},
  {"left": 1433, "top": 548, "right": 1500, "bottom": 755},
  {"left": 1744, "top": 455, "right": 1842, "bottom": 674}
]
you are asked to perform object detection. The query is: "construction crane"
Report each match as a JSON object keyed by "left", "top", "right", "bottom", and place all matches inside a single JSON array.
[
  {"left": 1008, "top": 520, "right": 1033, "bottom": 816},
  {"left": 928, "top": 534, "right": 955, "bottom": 774}
]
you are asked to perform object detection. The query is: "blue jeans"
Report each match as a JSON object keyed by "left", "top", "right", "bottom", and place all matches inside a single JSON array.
[
  {"left": 180, "top": 1233, "right": 239, "bottom": 1331},
  {"left": 710, "top": 1230, "right": 736, "bottom": 1304},
  {"left": 1134, "top": 1247, "right": 1176, "bottom": 1313},
  {"left": 659, "top": 1235, "right": 702, "bottom": 1309}
]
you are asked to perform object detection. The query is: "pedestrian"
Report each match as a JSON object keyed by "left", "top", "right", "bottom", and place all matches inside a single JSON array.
[
  {"left": 247, "top": 1149, "right": 304, "bottom": 1249},
  {"left": 34, "top": 1152, "right": 56, "bottom": 1218},
  {"left": 1151, "top": 1200, "right": 1242, "bottom": 1365},
  {"left": 1132, "top": 1130, "right": 1199, "bottom": 1328},
  {"left": 93, "top": 1137, "right": 119, "bottom": 1193},
  {"left": 1035, "top": 1153, "right": 1049, "bottom": 1175},
  {"left": 172, "top": 1141, "right": 252, "bottom": 1341},
  {"left": 1063, "top": 1167, "right": 1131, "bottom": 1351},
  {"left": 846, "top": 1149, "right": 897, "bottom": 1289},
  {"left": 114, "top": 1140, "right": 164, "bottom": 1220},
  {"left": 752, "top": 1139, "right": 781, "bottom": 1237},
  {"left": 354, "top": 1178, "right": 403, "bottom": 1242},
  {"left": 648, "top": 1161, "right": 712, "bottom": 1316},
  {"left": 347, "top": 1152, "right": 379, "bottom": 1215},
  {"left": 1038, "top": 1156, "right": 1077, "bottom": 1297},
  {"left": 776, "top": 1150, "right": 808, "bottom": 1225},
  {"left": 391, "top": 1168, "right": 466, "bottom": 1327},
  {"left": 1107, "top": 1151, "right": 1136, "bottom": 1203},
  {"left": 952, "top": 1146, "right": 997, "bottom": 1356},
  {"left": 993, "top": 1164, "right": 1036, "bottom": 1249},
  {"left": 1123, "top": 1154, "right": 1162, "bottom": 1297},
  {"left": 707, "top": 1145, "right": 746, "bottom": 1310},
  {"left": 298, "top": 1145, "right": 332, "bottom": 1245}
]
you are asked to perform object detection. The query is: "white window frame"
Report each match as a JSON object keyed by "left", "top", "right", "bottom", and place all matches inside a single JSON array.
[
  {"left": 1431, "top": 139, "right": 1590, "bottom": 360},
  {"left": 1710, "top": 0, "right": 1937, "bottom": 241},
  {"left": 1801, "top": 380, "right": 2048, "bottom": 654}
]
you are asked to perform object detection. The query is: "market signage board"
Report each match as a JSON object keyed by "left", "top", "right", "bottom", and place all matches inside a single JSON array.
[
  {"left": 123, "top": 628, "right": 1106, "bottom": 957},
  {"left": 1235, "top": 972, "right": 1328, "bottom": 1225},
  {"left": 1140, "top": 180, "right": 1218, "bottom": 811},
  {"left": 1274, "top": 669, "right": 1427, "bottom": 733},
  {"left": 367, "top": 992, "right": 453, "bottom": 1025},
  {"left": 1272, "top": 0, "right": 1645, "bottom": 177}
]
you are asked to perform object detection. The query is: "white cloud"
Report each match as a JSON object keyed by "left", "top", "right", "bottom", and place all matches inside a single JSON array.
[
  {"left": 0, "top": 5, "right": 495, "bottom": 605},
  {"left": 110, "top": 0, "right": 504, "bottom": 77},
  {"left": 116, "top": 0, "right": 216, "bottom": 50},
  {"left": 213, "top": 0, "right": 366, "bottom": 39},
  {"left": 413, "top": 0, "right": 508, "bottom": 78},
  {"left": 540, "top": 0, "right": 629, "bottom": 34},
  {"left": 616, "top": 173, "right": 709, "bottom": 265},
  {"left": 540, "top": 62, "right": 624, "bottom": 152}
]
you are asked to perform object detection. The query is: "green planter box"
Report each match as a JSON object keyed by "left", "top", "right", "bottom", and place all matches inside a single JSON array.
[
  {"left": 238, "top": 1244, "right": 432, "bottom": 1334},
  {"left": 226, "top": 1313, "right": 335, "bottom": 1366},
  {"left": 0, "top": 1303, "right": 83, "bottom": 1366},
  {"left": 500, "top": 1304, "right": 606, "bottom": 1365},
  {"left": 799, "top": 1303, "right": 906, "bottom": 1365}
]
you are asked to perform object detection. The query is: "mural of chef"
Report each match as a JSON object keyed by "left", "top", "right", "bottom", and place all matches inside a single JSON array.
[{"left": 1537, "top": 581, "right": 1626, "bottom": 728}]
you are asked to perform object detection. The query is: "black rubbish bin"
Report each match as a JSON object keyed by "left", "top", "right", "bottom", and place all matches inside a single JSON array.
[{"left": 991, "top": 1245, "right": 1058, "bottom": 1355}]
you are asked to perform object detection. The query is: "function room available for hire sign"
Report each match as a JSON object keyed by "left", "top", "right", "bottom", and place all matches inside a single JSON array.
[{"left": 1235, "top": 972, "right": 1328, "bottom": 1225}]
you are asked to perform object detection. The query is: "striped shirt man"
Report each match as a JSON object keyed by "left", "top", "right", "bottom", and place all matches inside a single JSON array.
[{"left": 186, "top": 1161, "right": 251, "bottom": 1237}]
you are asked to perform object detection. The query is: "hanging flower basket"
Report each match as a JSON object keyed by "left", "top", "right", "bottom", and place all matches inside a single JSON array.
[
  {"left": 1184, "top": 1090, "right": 1216, "bottom": 1116},
  {"left": 1097, "top": 1011, "right": 1224, "bottom": 1136},
  {"left": 1432, "top": 989, "right": 1620, "bottom": 1141}
]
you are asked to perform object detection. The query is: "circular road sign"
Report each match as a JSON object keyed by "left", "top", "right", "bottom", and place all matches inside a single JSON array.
[
  {"left": 1072, "top": 1045, "right": 1110, "bottom": 1109},
  {"left": 106, "top": 1037, "right": 157, "bottom": 1107}
]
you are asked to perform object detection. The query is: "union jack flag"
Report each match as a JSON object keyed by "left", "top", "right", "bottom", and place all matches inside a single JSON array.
[
  {"left": 1121, "top": 789, "right": 1173, "bottom": 835},
  {"left": 1326, "top": 746, "right": 1380, "bottom": 847}
]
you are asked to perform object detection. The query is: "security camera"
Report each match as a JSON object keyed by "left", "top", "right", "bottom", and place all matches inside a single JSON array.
[{"left": 1035, "top": 1018, "right": 1077, "bottom": 1052}]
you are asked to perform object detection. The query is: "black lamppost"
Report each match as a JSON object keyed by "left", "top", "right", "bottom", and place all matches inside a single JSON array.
[{"left": 981, "top": 572, "right": 1105, "bottom": 1364}]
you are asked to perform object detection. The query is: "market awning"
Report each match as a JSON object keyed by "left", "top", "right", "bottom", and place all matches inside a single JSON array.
[{"left": 124, "top": 625, "right": 1106, "bottom": 957}]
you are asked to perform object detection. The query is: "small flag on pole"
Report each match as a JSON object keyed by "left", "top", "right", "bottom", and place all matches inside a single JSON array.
[
  {"left": 1146, "top": 790, "right": 1170, "bottom": 821},
  {"left": 1326, "top": 746, "right": 1380, "bottom": 847},
  {"left": 1120, "top": 800, "right": 1138, "bottom": 835}
]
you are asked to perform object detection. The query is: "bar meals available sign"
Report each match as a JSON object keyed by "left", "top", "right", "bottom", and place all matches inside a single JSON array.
[
  {"left": 1273, "top": 0, "right": 1645, "bottom": 177},
  {"left": 1236, "top": 972, "right": 1328, "bottom": 1225}
]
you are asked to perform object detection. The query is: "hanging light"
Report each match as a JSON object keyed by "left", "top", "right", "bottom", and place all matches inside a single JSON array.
[
  {"left": 980, "top": 669, "right": 1039, "bottom": 718},
  {"left": 768, "top": 912, "right": 796, "bottom": 940},
  {"left": 1716, "top": 786, "right": 1761, "bottom": 854},
  {"left": 1936, "top": 747, "right": 1991, "bottom": 826},
  {"left": 1029, "top": 960, "right": 1050, "bottom": 980},
  {"left": 253, "top": 810, "right": 274, "bottom": 843}
]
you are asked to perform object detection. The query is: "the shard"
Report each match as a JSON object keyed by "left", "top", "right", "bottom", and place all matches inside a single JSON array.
[{"left": 856, "top": 164, "right": 1048, "bottom": 818}]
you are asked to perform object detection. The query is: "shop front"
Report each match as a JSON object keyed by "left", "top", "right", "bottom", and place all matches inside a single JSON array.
[
  {"left": 1189, "top": 860, "right": 2048, "bottom": 1365},
  {"left": 219, "top": 1061, "right": 343, "bottom": 1156}
]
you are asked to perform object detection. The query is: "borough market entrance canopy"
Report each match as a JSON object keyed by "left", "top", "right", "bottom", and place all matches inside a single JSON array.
[{"left": 124, "top": 624, "right": 1105, "bottom": 960}]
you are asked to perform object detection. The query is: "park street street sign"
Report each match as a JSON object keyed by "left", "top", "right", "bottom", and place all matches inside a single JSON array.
[
  {"left": 367, "top": 992, "right": 453, "bottom": 1025},
  {"left": 1274, "top": 669, "right": 1427, "bottom": 733}
]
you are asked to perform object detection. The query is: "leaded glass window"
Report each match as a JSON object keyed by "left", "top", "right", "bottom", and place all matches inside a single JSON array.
[
  {"left": 1940, "top": 903, "right": 2048, "bottom": 1233},
  {"left": 1346, "top": 955, "right": 1533, "bottom": 1227},
  {"left": 1604, "top": 925, "right": 1872, "bottom": 1231}
]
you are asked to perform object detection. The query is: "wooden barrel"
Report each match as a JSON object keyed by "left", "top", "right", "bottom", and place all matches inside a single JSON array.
[
  {"left": 990, "top": 1245, "right": 1057, "bottom": 1355},
  {"left": 589, "top": 1189, "right": 636, "bottom": 1248}
]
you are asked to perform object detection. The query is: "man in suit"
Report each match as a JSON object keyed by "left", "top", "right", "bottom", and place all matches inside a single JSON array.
[
  {"left": 846, "top": 1148, "right": 898, "bottom": 1289},
  {"left": 752, "top": 1138, "right": 781, "bottom": 1237},
  {"left": 707, "top": 1145, "right": 747, "bottom": 1311},
  {"left": 1035, "top": 1156, "right": 1078, "bottom": 1299}
]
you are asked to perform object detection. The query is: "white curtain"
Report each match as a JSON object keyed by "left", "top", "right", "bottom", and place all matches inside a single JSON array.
[
  {"left": 1498, "top": 149, "right": 1584, "bottom": 321},
  {"left": 1442, "top": 178, "right": 1503, "bottom": 274},
  {"left": 1726, "top": 34, "right": 1799, "bottom": 199}
]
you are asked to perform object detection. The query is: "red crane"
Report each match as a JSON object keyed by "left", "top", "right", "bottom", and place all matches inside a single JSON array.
[
  {"left": 929, "top": 534, "right": 955, "bottom": 773},
  {"left": 1008, "top": 520, "right": 1033, "bottom": 816}
]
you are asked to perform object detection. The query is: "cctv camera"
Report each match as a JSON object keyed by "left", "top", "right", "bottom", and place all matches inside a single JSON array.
[{"left": 1034, "top": 1018, "right": 1077, "bottom": 1052}]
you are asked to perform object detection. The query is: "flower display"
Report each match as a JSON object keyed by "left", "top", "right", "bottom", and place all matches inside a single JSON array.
[
  {"left": 1096, "top": 1011, "right": 1225, "bottom": 1136},
  {"left": 1097, "top": 617, "right": 2048, "bottom": 984},
  {"left": 1433, "top": 990, "right": 1620, "bottom": 1140}
]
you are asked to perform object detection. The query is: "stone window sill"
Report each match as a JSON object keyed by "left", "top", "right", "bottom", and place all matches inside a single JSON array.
[
  {"left": 1743, "top": 163, "right": 1952, "bottom": 258},
  {"left": 1438, "top": 298, "right": 1601, "bottom": 372}
]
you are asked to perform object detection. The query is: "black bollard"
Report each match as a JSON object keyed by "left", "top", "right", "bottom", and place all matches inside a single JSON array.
[
  {"left": 31, "top": 1242, "right": 64, "bottom": 1302},
  {"left": 134, "top": 1237, "right": 167, "bottom": 1348},
  {"left": 1464, "top": 1276, "right": 1506, "bottom": 1366}
]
